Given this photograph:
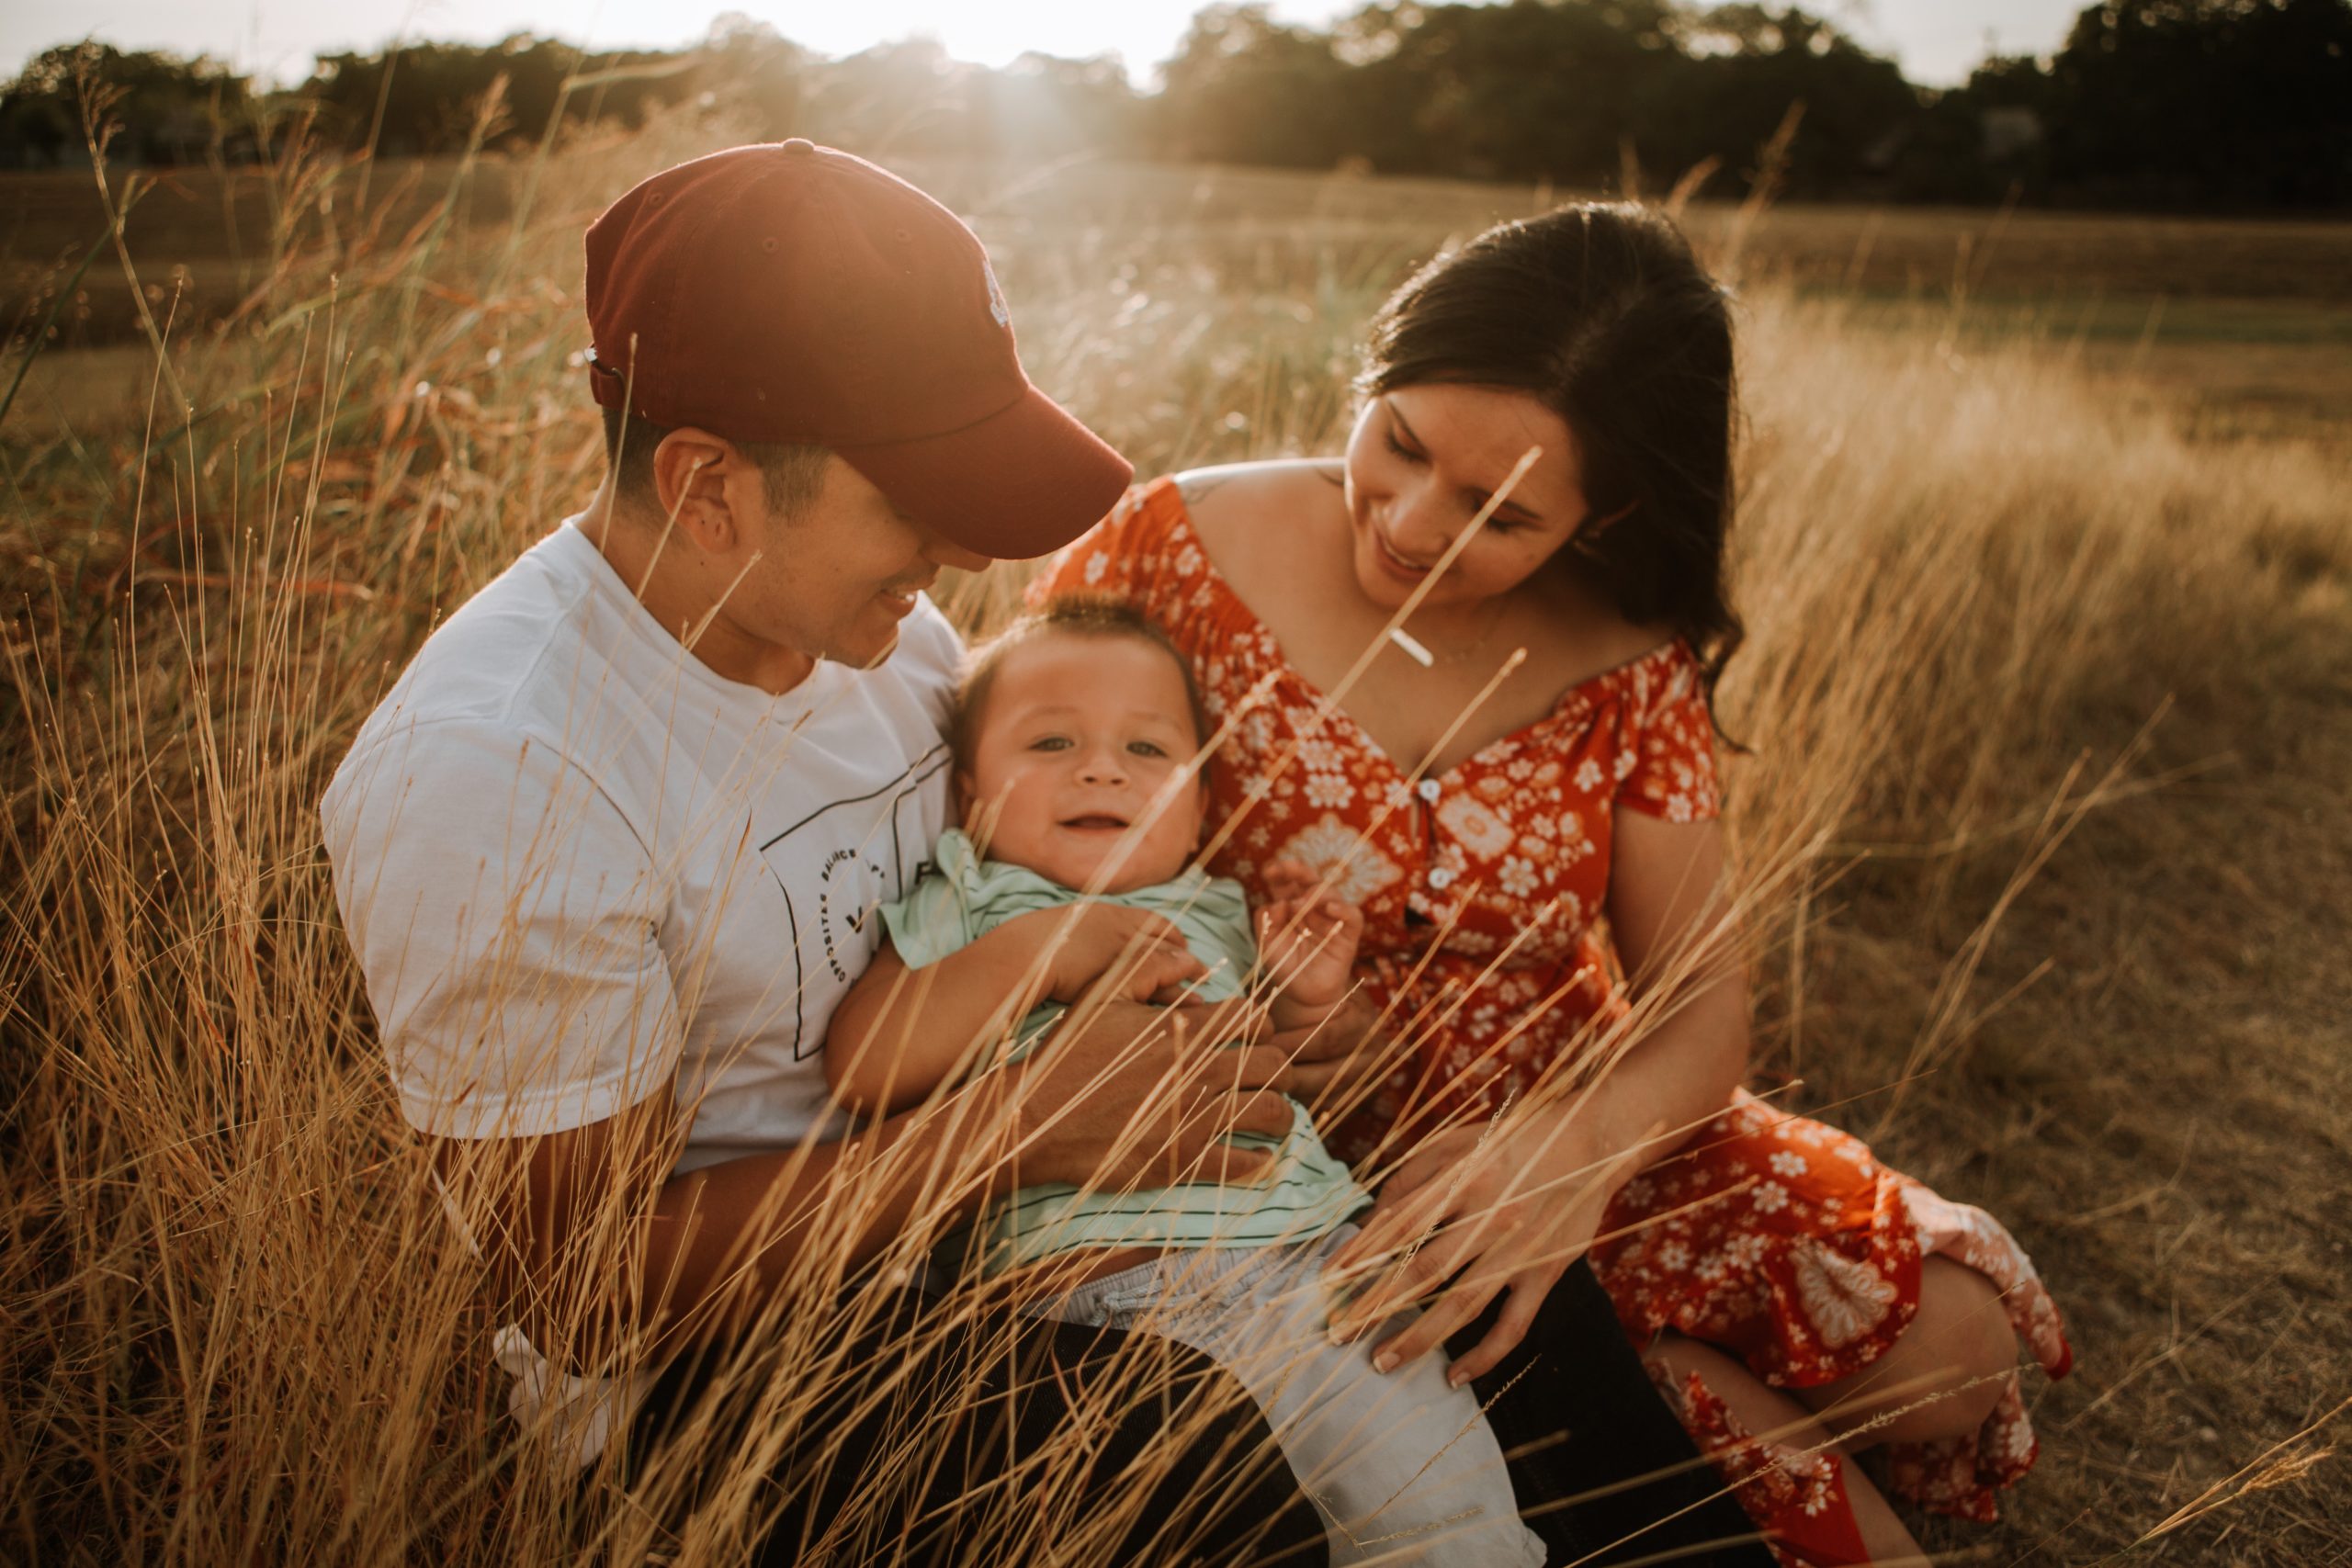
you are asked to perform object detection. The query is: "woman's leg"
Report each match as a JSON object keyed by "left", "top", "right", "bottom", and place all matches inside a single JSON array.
[
  {"left": 1595, "top": 1093, "right": 2072, "bottom": 1529},
  {"left": 1646, "top": 1335, "right": 1925, "bottom": 1566},
  {"left": 1792, "top": 1257, "right": 2020, "bottom": 1448},
  {"left": 1455, "top": 1258, "right": 1781, "bottom": 1567}
]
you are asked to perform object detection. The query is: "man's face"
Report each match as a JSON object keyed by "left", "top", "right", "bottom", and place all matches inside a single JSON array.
[{"left": 722, "top": 454, "right": 991, "bottom": 672}]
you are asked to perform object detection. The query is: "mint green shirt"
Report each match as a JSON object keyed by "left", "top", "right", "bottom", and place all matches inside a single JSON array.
[{"left": 880, "top": 829, "right": 1372, "bottom": 1273}]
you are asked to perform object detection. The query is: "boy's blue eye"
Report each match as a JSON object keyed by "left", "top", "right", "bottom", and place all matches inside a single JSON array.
[
  {"left": 1127, "top": 740, "right": 1168, "bottom": 759},
  {"left": 1029, "top": 736, "right": 1071, "bottom": 751}
]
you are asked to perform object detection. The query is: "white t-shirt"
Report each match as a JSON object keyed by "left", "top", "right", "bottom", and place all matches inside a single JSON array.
[{"left": 320, "top": 516, "right": 961, "bottom": 1458}]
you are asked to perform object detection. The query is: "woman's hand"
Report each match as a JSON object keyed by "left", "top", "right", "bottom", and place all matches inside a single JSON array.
[{"left": 1322, "top": 1105, "right": 1652, "bottom": 1387}]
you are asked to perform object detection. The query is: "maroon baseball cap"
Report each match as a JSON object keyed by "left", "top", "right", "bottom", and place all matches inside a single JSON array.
[{"left": 583, "top": 141, "right": 1130, "bottom": 559}]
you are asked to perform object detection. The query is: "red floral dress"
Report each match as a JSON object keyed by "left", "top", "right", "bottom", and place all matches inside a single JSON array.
[{"left": 1031, "top": 479, "right": 2074, "bottom": 1564}]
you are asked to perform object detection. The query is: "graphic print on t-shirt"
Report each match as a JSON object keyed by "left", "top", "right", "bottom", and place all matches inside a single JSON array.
[{"left": 758, "top": 743, "right": 953, "bottom": 1059}]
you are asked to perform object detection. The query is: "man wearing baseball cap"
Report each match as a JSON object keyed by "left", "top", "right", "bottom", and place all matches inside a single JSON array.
[{"left": 322, "top": 141, "right": 1319, "bottom": 1560}]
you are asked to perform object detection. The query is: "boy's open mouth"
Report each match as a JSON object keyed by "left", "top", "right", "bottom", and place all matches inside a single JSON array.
[{"left": 1059, "top": 814, "right": 1130, "bottom": 831}]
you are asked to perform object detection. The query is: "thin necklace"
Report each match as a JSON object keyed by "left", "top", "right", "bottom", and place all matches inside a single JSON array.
[{"left": 1387, "top": 599, "right": 1514, "bottom": 669}]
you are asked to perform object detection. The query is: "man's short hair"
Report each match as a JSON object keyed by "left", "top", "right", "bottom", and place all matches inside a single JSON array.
[{"left": 600, "top": 403, "right": 831, "bottom": 518}]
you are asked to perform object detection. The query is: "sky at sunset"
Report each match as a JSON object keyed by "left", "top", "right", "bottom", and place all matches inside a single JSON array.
[{"left": 5, "top": 0, "right": 2086, "bottom": 91}]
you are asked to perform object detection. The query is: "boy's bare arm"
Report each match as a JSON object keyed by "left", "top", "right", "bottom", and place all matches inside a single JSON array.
[
  {"left": 825, "top": 907, "right": 1208, "bottom": 1117},
  {"left": 1267, "top": 989, "right": 1348, "bottom": 1034},
  {"left": 825, "top": 932, "right": 1046, "bottom": 1115}
]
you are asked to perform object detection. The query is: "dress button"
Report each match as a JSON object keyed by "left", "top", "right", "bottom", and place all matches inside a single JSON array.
[
  {"left": 1428, "top": 866, "right": 1456, "bottom": 890},
  {"left": 781, "top": 137, "right": 817, "bottom": 155},
  {"left": 1416, "top": 779, "right": 1442, "bottom": 803}
]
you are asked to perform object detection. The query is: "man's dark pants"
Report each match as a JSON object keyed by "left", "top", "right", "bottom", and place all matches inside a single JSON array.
[{"left": 621, "top": 1260, "right": 1773, "bottom": 1564}]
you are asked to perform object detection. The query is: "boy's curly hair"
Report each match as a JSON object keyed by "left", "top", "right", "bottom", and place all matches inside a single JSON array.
[{"left": 949, "top": 596, "right": 1213, "bottom": 774}]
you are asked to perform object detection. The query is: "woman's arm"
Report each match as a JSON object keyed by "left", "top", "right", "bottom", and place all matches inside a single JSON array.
[
  {"left": 826, "top": 907, "right": 1211, "bottom": 1117},
  {"left": 1323, "top": 811, "right": 1747, "bottom": 1384},
  {"left": 1553, "top": 809, "right": 1750, "bottom": 1171}
]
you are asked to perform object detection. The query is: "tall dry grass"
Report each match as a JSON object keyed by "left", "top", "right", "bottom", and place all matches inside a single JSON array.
[{"left": 5, "top": 99, "right": 2347, "bottom": 1563}]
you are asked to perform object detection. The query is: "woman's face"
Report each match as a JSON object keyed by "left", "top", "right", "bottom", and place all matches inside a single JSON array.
[{"left": 1340, "top": 384, "right": 1596, "bottom": 615}]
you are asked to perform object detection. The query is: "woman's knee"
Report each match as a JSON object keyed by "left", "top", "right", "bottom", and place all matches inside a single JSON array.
[
  {"left": 1810, "top": 1258, "right": 2018, "bottom": 1444},
  {"left": 1916, "top": 1257, "right": 2021, "bottom": 1425}
]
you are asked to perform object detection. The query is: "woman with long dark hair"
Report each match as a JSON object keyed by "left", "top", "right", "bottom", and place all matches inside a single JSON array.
[{"left": 1034, "top": 203, "right": 2073, "bottom": 1564}]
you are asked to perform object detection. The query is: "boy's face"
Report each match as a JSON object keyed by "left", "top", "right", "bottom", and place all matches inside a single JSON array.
[{"left": 959, "top": 633, "right": 1206, "bottom": 895}]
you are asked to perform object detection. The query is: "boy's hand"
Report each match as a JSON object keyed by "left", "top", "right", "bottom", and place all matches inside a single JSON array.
[
  {"left": 1256, "top": 858, "right": 1364, "bottom": 1010},
  {"left": 1007, "top": 902, "right": 1208, "bottom": 1005}
]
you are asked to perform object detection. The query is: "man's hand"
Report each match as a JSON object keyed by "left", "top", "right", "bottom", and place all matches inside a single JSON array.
[
  {"left": 1001, "top": 1000, "right": 1296, "bottom": 1192},
  {"left": 1256, "top": 857, "right": 1365, "bottom": 1011},
  {"left": 435, "top": 1081, "right": 724, "bottom": 1365},
  {"left": 1257, "top": 991, "right": 1401, "bottom": 1132},
  {"left": 1001, "top": 903, "right": 1210, "bottom": 1005}
]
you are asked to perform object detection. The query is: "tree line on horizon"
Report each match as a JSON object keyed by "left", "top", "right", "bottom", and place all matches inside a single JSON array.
[{"left": 3, "top": 0, "right": 2347, "bottom": 212}]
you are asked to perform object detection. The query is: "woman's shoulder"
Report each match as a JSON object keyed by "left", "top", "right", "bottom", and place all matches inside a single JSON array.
[
  {"left": 1035, "top": 467, "right": 1325, "bottom": 621},
  {"left": 1168, "top": 459, "right": 1344, "bottom": 571},
  {"left": 1170, "top": 459, "right": 1341, "bottom": 529}
]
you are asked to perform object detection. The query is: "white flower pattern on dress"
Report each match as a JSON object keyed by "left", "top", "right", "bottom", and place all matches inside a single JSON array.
[
  {"left": 1789, "top": 1239, "right": 1899, "bottom": 1348},
  {"left": 1436, "top": 794, "right": 1515, "bottom": 859},
  {"left": 1304, "top": 771, "right": 1353, "bottom": 809},
  {"left": 1027, "top": 479, "right": 2071, "bottom": 1548},
  {"left": 1276, "top": 813, "right": 1405, "bottom": 905}
]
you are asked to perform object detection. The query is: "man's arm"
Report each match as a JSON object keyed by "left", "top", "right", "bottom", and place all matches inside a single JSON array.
[
  {"left": 452, "top": 1063, "right": 1019, "bottom": 1365},
  {"left": 457, "top": 995, "right": 1300, "bottom": 1369}
]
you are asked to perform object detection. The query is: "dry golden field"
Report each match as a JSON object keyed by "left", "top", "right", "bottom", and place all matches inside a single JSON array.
[{"left": 3, "top": 114, "right": 2348, "bottom": 1564}]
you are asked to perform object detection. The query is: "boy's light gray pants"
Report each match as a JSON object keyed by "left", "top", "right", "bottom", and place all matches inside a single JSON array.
[{"left": 1035, "top": 1224, "right": 1546, "bottom": 1567}]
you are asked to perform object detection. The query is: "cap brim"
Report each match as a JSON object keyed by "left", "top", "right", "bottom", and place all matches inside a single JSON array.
[{"left": 832, "top": 387, "right": 1133, "bottom": 561}]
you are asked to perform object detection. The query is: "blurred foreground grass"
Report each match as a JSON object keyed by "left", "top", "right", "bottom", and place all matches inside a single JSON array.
[{"left": 3, "top": 117, "right": 2347, "bottom": 1563}]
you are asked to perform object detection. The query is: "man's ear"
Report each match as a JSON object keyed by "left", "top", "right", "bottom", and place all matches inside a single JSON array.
[
  {"left": 954, "top": 769, "right": 986, "bottom": 838},
  {"left": 650, "top": 428, "right": 752, "bottom": 552}
]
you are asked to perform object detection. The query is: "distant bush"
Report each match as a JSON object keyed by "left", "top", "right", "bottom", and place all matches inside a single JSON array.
[{"left": 4, "top": 1, "right": 2347, "bottom": 209}]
